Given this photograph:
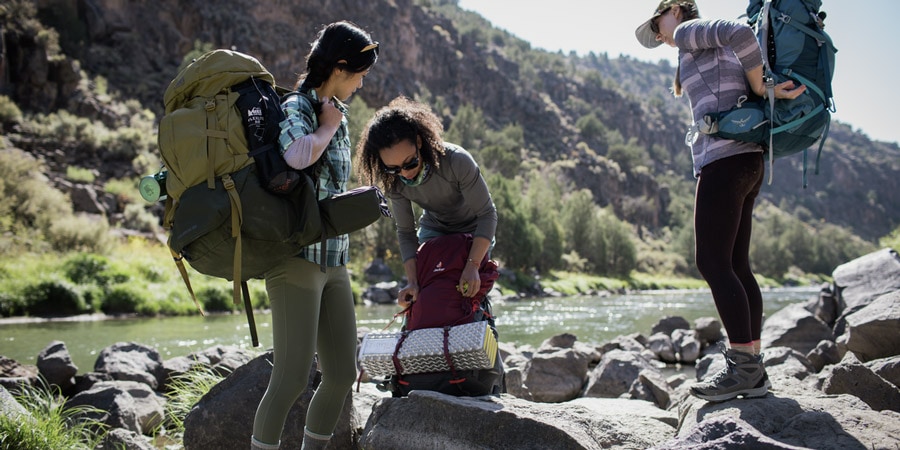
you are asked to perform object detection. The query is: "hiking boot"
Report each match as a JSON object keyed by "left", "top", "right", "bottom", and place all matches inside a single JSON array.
[{"left": 690, "top": 349, "right": 771, "bottom": 402}]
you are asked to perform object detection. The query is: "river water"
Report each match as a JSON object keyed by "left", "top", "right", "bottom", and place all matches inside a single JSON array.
[{"left": 0, "top": 287, "right": 819, "bottom": 371}]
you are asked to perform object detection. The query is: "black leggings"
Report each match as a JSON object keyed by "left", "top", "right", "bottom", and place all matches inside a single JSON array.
[{"left": 694, "top": 152, "right": 764, "bottom": 345}]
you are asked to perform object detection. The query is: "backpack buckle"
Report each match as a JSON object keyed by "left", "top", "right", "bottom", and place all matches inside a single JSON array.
[{"left": 205, "top": 99, "right": 216, "bottom": 111}]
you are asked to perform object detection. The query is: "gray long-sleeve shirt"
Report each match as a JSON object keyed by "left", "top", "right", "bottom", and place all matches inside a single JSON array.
[
  {"left": 388, "top": 143, "right": 497, "bottom": 262},
  {"left": 674, "top": 18, "right": 766, "bottom": 176}
]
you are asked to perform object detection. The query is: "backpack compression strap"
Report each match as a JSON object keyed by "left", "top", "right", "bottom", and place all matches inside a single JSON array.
[
  {"left": 169, "top": 246, "right": 204, "bottom": 316},
  {"left": 222, "top": 173, "right": 260, "bottom": 347}
]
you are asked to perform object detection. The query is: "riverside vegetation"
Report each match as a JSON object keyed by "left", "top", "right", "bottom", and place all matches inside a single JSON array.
[{"left": 2, "top": 0, "right": 900, "bottom": 446}]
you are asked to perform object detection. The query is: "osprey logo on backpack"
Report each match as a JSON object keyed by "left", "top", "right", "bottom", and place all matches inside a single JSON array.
[{"left": 700, "top": 0, "right": 837, "bottom": 188}]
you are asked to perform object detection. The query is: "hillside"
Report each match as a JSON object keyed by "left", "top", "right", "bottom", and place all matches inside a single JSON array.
[{"left": 2, "top": 0, "right": 898, "bottom": 275}]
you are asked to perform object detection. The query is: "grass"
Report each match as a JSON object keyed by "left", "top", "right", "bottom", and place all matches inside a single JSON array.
[
  {"left": 158, "top": 366, "right": 227, "bottom": 442},
  {"left": 0, "top": 381, "right": 107, "bottom": 450}
]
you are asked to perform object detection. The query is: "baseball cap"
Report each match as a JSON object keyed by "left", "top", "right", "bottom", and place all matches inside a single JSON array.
[{"left": 635, "top": 0, "right": 696, "bottom": 49}]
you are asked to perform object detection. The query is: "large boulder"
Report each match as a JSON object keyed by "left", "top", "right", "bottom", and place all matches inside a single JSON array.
[
  {"left": 36, "top": 340, "right": 78, "bottom": 393},
  {"left": 674, "top": 393, "right": 900, "bottom": 450},
  {"left": 760, "top": 303, "right": 834, "bottom": 354},
  {"left": 94, "top": 342, "right": 166, "bottom": 390},
  {"left": 182, "top": 352, "right": 358, "bottom": 450},
  {"left": 839, "top": 291, "right": 900, "bottom": 362},
  {"left": 832, "top": 247, "right": 900, "bottom": 313},
  {"left": 361, "top": 390, "right": 675, "bottom": 450}
]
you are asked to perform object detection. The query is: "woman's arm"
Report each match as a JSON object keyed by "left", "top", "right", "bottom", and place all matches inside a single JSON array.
[{"left": 279, "top": 95, "right": 343, "bottom": 169}]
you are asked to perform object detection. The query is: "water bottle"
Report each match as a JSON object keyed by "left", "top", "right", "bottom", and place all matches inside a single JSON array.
[{"left": 139, "top": 170, "right": 168, "bottom": 202}]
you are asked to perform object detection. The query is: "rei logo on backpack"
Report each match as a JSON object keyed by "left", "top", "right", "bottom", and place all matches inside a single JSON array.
[
  {"left": 154, "top": 49, "right": 388, "bottom": 346},
  {"left": 700, "top": 0, "right": 837, "bottom": 187}
]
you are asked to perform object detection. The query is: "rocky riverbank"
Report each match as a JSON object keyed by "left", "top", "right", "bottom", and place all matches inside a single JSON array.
[{"left": 2, "top": 248, "right": 899, "bottom": 449}]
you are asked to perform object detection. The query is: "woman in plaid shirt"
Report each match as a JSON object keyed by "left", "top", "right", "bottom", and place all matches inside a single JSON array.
[
  {"left": 251, "top": 21, "right": 378, "bottom": 450},
  {"left": 635, "top": 0, "right": 805, "bottom": 403}
]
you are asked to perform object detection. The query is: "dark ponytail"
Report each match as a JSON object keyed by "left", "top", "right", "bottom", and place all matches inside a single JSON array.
[{"left": 296, "top": 21, "right": 379, "bottom": 91}]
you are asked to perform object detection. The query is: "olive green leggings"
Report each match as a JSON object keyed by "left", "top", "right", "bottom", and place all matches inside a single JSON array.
[{"left": 251, "top": 257, "right": 358, "bottom": 445}]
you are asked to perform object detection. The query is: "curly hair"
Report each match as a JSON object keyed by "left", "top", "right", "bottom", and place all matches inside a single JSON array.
[
  {"left": 355, "top": 96, "right": 446, "bottom": 191},
  {"left": 295, "top": 21, "right": 378, "bottom": 91}
]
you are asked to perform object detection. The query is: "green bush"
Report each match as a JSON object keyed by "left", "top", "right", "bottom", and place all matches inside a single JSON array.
[
  {"left": 46, "top": 214, "right": 114, "bottom": 253},
  {"left": 199, "top": 285, "right": 233, "bottom": 312},
  {"left": 0, "top": 381, "right": 106, "bottom": 450},
  {"left": 101, "top": 283, "right": 149, "bottom": 315},
  {"left": 65, "top": 165, "right": 96, "bottom": 183},
  {"left": 121, "top": 202, "right": 160, "bottom": 233},
  {"left": 0, "top": 290, "right": 26, "bottom": 317},
  {"left": 63, "top": 253, "right": 111, "bottom": 285},
  {"left": 0, "top": 95, "right": 23, "bottom": 127},
  {"left": 22, "top": 278, "right": 88, "bottom": 316}
]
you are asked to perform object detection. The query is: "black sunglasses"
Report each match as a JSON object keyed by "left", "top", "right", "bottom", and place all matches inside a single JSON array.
[{"left": 382, "top": 149, "right": 420, "bottom": 175}]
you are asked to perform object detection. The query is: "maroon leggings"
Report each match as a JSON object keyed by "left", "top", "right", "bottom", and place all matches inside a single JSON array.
[{"left": 694, "top": 152, "right": 764, "bottom": 345}]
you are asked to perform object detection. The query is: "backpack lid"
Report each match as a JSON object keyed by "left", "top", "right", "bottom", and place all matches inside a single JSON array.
[{"left": 163, "top": 49, "right": 276, "bottom": 114}]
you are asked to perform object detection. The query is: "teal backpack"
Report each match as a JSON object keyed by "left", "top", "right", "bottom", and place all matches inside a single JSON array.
[{"left": 702, "top": 0, "right": 837, "bottom": 187}]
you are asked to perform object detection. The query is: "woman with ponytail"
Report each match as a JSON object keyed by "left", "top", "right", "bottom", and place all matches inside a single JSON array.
[{"left": 251, "top": 20, "right": 378, "bottom": 450}]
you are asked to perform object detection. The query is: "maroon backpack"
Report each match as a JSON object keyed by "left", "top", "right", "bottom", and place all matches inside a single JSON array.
[
  {"left": 405, "top": 233, "right": 499, "bottom": 331},
  {"left": 384, "top": 233, "right": 504, "bottom": 397}
]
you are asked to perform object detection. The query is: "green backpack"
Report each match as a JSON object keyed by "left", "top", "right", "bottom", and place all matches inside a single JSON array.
[{"left": 156, "top": 49, "right": 387, "bottom": 346}]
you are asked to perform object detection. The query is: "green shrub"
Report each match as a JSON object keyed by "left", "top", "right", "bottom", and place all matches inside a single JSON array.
[
  {"left": 0, "top": 95, "right": 23, "bottom": 126},
  {"left": 101, "top": 283, "right": 149, "bottom": 315},
  {"left": 22, "top": 278, "right": 87, "bottom": 316},
  {"left": 46, "top": 214, "right": 114, "bottom": 253},
  {"left": 0, "top": 290, "right": 26, "bottom": 317},
  {"left": 0, "top": 381, "right": 106, "bottom": 450},
  {"left": 121, "top": 202, "right": 160, "bottom": 232},
  {"left": 63, "top": 253, "right": 111, "bottom": 285},
  {"left": 65, "top": 166, "right": 96, "bottom": 183},
  {"left": 198, "top": 286, "right": 233, "bottom": 312},
  {"left": 0, "top": 148, "right": 72, "bottom": 235}
]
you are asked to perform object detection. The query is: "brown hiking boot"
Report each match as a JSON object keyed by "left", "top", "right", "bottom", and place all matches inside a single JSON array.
[{"left": 690, "top": 349, "right": 770, "bottom": 402}]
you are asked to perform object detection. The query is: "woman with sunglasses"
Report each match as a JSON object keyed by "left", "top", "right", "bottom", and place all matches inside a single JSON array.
[
  {"left": 251, "top": 21, "right": 378, "bottom": 450},
  {"left": 635, "top": 1, "right": 805, "bottom": 403},
  {"left": 356, "top": 96, "right": 497, "bottom": 308}
]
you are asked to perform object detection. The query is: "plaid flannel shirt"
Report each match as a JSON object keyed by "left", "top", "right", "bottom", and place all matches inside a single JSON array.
[{"left": 278, "top": 90, "right": 351, "bottom": 267}]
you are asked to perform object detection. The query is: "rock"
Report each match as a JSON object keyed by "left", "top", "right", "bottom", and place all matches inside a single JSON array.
[
  {"left": 651, "top": 316, "right": 691, "bottom": 336},
  {"left": 36, "top": 340, "right": 78, "bottom": 392},
  {"left": 0, "top": 385, "right": 29, "bottom": 420},
  {"left": 821, "top": 352, "right": 900, "bottom": 412},
  {"left": 806, "top": 340, "right": 842, "bottom": 373},
  {"left": 671, "top": 328, "right": 701, "bottom": 363},
  {"left": 94, "top": 342, "right": 166, "bottom": 390},
  {"left": 693, "top": 316, "right": 723, "bottom": 345},
  {"left": 361, "top": 390, "right": 675, "bottom": 450},
  {"left": 839, "top": 291, "right": 900, "bottom": 362},
  {"left": 363, "top": 258, "right": 395, "bottom": 283},
  {"left": 65, "top": 381, "right": 143, "bottom": 433},
  {"left": 648, "top": 332, "right": 677, "bottom": 363},
  {"left": 523, "top": 345, "right": 591, "bottom": 402},
  {"left": 655, "top": 416, "right": 809, "bottom": 449},
  {"left": 832, "top": 248, "right": 900, "bottom": 313},
  {"left": 760, "top": 303, "right": 834, "bottom": 354},
  {"left": 182, "top": 352, "right": 358, "bottom": 450},
  {"left": 97, "top": 428, "right": 157, "bottom": 450},
  {"left": 674, "top": 393, "right": 900, "bottom": 450},
  {"left": 582, "top": 349, "right": 658, "bottom": 399},
  {"left": 867, "top": 356, "right": 900, "bottom": 388}
]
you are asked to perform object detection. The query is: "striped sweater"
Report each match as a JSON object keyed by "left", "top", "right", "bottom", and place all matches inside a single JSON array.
[{"left": 674, "top": 19, "right": 766, "bottom": 177}]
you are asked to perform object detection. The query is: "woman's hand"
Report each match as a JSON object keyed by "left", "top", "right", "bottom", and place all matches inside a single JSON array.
[
  {"left": 398, "top": 282, "right": 419, "bottom": 308},
  {"left": 458, "top": 263, "right": 482, "bottom": 298},
  {"left": 317, "top": 96, "right": 343, "bottom": 130},
  {"left": 773, "top": 80, "right": 807, "bottom": 100}
]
